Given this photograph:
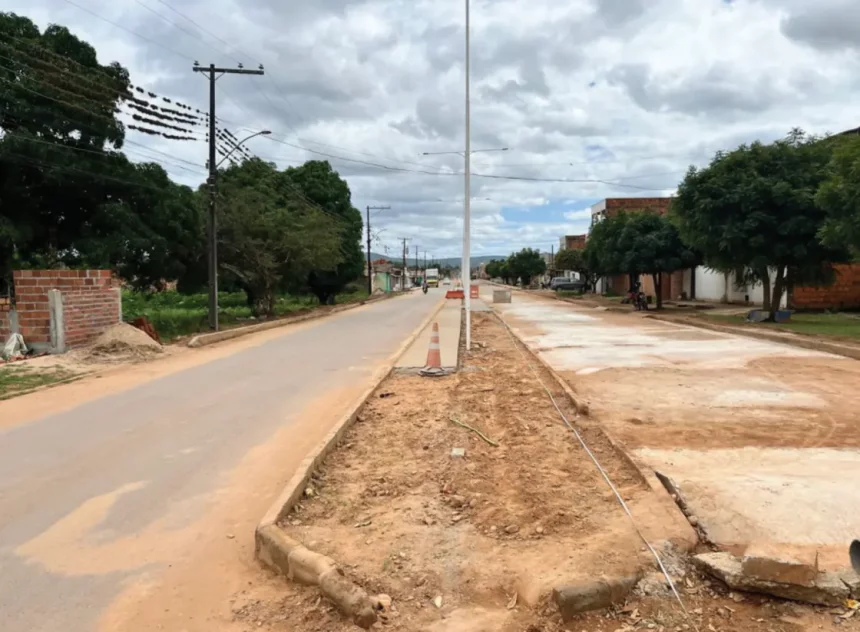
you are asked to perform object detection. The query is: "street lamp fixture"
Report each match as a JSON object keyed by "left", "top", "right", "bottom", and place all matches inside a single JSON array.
[{"left": 216, "top": 129, "right": 272, "bottom": 167}]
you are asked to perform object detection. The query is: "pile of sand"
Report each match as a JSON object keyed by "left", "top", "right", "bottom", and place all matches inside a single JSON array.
[{"left": 85, "top": 323, "right": 163, "bottom": 362}]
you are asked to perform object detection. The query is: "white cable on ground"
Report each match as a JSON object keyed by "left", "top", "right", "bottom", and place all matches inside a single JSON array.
[{"left": 495, "top": 315, "right": 700, "bottom": 632}]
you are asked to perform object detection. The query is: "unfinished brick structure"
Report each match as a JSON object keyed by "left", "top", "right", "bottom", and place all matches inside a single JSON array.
[
  {"left": 0, "top": 270, "right": 121, "bottom": 350},
  {"left": 790, "top": 264, "right": 860, "bottom": 310}
]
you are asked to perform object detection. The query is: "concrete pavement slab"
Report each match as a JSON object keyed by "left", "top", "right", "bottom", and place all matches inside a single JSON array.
[{"left": 480, "top": 285, "right": 860, "bottom": 576}]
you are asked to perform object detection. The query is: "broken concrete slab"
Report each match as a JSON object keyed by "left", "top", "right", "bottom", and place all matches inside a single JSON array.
[
  {"left": 741, "top": 542, "right": 819, "bottom": 587},
  {"left": 693, "top": 552, "right": 849, "bottom": 606},
  {"left": 552, "top": 575, "right": 639, "bottom": 621}
]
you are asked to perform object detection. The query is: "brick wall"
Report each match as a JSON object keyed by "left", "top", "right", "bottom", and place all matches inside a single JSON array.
[
  {"left": 0, "top": 296, "right": 11, "bottom": 341},
  {"left": 563, "top": 234, "right": 587, "bottom": 250},
  {"left": 10, "top": 270, "right": 120, "bottom": 348},
  {"left": 605, "top": 197, "right": 672, "bottom": 215},
  {"left": 790, "top": 264, "right": 860, "bottom": 310}
]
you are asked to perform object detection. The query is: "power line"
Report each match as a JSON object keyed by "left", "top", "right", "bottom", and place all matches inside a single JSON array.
[{"left": 62, "top": 0, "right": 191, "bottom": 60}]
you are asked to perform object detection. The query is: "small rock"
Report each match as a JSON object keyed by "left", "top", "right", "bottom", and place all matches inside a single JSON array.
[
  {"left": 433, "top": 596, "right": 443, "bottom": 609},
  {"left": 374, "top": 594, "right": 392, "bottom": 610},
  {"left": 451, "top": 447, "right": 466, "bottom": 458},
  {"left": 304, "top": 486, "right": 315, "bottom": 497},
  {"left": 505, "top": 524, "right": 519, "bottom": 534},
  {"left": 535, "top": 526, "right": 545, "bottom": 535},
  {"left": 687, "top": 515, "right": 699, "bottom": 527},
  {"left": 450, "top": 495, "right": 466, "bottom": 508},
  {"left": 226, "top": 533, "right": 235, "bottom": 539}
]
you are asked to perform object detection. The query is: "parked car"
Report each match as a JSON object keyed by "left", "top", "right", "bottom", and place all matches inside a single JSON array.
[
  {"left": 549, "top": 276, "right": 584, "bottom": 292},
  {"left": 442, "top": 278, "right": 451, "bottom": 285}
]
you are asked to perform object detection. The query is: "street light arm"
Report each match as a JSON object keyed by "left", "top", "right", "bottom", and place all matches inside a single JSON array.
[{"left": 215, "top": 130, "right": 271, "bottom": 167}]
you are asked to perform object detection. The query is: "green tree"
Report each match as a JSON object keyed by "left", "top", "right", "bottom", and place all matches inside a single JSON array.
[
  {"left": 554, "top": 247, "right": 594, "bottom": 291},
  {"left": 583, "top": 213, "right": 627, "bottom": 290},
  {"left": 674, "top": 130, "right": 848, "bottom": 319},
  {"left": 817, "top": 135, "right": 860, "bottom": 257},
  {"left": 618, "top": 212, "right": 694, "bottom": 309},
  {"left": 0, "top": 12, "right": 131, "bottom": 280},
  {"left": 284, "top": 161, "right": 364, "bottom": 304},
  {"left": 215, "top": 159, "right": 342, "bottom": 316},
  {"left": 507, "top": 248, "right": 546, "bottom": 286}
]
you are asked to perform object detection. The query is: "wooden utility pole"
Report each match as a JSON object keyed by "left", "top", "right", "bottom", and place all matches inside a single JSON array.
[
  {"left": 365, "top": 205, "right": 390, "bottom": 294},
  {"left": 399, "top": 237, "right": 410, "bottom": 290},
  {"left": 193, "top": 62, "right": 264, "bottom": 330}
]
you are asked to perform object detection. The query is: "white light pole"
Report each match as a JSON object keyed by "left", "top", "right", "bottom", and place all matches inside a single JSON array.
[{"left": 463, "top": 0, "right": 472, "bottom": 349}]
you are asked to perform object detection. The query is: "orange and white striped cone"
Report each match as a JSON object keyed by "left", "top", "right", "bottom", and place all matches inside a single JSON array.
[{"left": 420, "top": 322, "right": 447, "bottom": 377}]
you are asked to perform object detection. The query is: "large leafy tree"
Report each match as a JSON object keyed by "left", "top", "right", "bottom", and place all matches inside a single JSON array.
[
  {"left": 618, "top": 212, "right": 694, "bottom": 309},
  {"left": 283, "top": 160, "right": 364, "bottom": 304},
  {"left": 0, "top": 12, "right": 131, "bottom": 280},
  {"left": 554, "top": 247, "right": 594, "bottom": 290},
  {"left": 584, "top": 212, "right": 693, "bottom": 307},
  {"left": 215, "top": 159, "right": 342, "bottom": 316},
  {"left": 583, "top": 213, "right": 627, "bottom": 288},
  {"left": 673, "top": 130, "right": 849, "bottom": 319},
  {"left": 485, "top": 259, "right": 513, "bottom": 284},
  {"left": 817, "top": 135, "right": 860, "bottom": 257},
  {"left": 507, "top": 248, "right": 546, "bottom": 286}
]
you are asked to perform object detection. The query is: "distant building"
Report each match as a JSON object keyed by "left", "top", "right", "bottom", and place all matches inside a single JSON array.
[
  {"left": 590, "top": 197, "right": 671, "bottom": 226},
  {"left": 559, "top": 234, "right": 587, "bottom": 250}
]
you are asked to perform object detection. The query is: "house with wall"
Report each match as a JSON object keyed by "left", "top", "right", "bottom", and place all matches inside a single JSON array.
[{"left": 586, "top": 197, "right": 782, "bottom": 305}]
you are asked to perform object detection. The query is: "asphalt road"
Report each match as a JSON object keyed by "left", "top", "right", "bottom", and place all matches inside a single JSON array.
[{"left": 0, "top": 289, "right": 443, "bottom": 632}]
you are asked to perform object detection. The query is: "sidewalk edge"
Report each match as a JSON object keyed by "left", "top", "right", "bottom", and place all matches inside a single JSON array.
[{"left": 253, "top": 296, "right": 445, "bottom": 627}]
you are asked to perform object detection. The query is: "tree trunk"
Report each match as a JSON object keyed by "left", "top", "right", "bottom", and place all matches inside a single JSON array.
[
  {"left": 769, "top": 266, "right": 786, "bottom": 322},
  {"left": 652, "top": 273, "right": 662, "bottom": 309},
  {"left": 759, "top": 267, "right": 771, "bottom": 312},
  {"left": 722, "top": 272, "right": 729, "bottom": 303},
  {"left": 264, "top": 287, "right": 276, "bottom": 317},
  {"left": 690, "top": 266, "right": 697, "bottom": 300}
]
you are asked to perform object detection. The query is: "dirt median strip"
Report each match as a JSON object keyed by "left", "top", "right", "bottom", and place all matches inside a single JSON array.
[
  {"left": 188, "top": 292, "right": 401, "bottom": 348},
  {"left": 253, "top": 296, "right": 444, "bottom": 628},
  {"left": 260, "top": 310, "right": 700, "bottom": 631}
]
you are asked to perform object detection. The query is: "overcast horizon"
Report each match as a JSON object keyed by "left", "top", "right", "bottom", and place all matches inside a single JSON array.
[{"left": 7, "top": 0, "right": 859, "bottom": 257}]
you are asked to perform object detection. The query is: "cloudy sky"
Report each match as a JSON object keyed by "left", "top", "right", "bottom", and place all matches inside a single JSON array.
[{"left": 8, "top": 0, "right": 860, "bottom": 258}]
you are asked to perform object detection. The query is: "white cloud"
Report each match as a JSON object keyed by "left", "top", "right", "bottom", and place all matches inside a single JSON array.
[{"left": 7, "top": 0, "right": 860, "bottom": 256}]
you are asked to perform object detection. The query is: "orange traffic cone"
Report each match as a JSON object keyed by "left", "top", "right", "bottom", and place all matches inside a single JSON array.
[{"left": 420, "top": 322, "right": 447, "bottom": 377}]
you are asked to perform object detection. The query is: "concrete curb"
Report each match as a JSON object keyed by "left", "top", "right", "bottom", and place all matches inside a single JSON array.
[
  {"left": 647, "top": 313, "right": 860, "bottom": 362},
  {"left": 254, "top": 296, "right": 446, "bottom": 628},
  {"left": 187, "top": 293, "right": 400, "bottom": 348}
]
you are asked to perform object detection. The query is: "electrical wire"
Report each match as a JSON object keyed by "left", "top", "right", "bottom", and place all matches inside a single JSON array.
[{"left": 494, "top": 304, "right": 700, "bottom": 632}]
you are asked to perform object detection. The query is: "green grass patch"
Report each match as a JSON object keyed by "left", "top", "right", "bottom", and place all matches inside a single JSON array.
[
  {"left": 700, "top": 311, "right": 860, "bottom": 340},
  {"left": 557, "top": 290, "right": 584, "bottom": 298},
  {"left": 122, "top": 288, "right": 370, "bottom": 343},
  {"left": 0, "top": 364, "right": 78, "bottom": 399}
]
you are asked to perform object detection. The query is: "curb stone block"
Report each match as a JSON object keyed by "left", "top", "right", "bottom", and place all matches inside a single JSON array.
[
  {"left": 693, "top": 552, "right": 849, "bottom": 606},
  {"left": 256, "top": 524, "right": 377, "bottom": 628},
  {"left": 552, "top": 575, "right": 640, "bottom": 621},
  {"left": 741, "top": 542, "right": 818, "bottom": 587}
]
